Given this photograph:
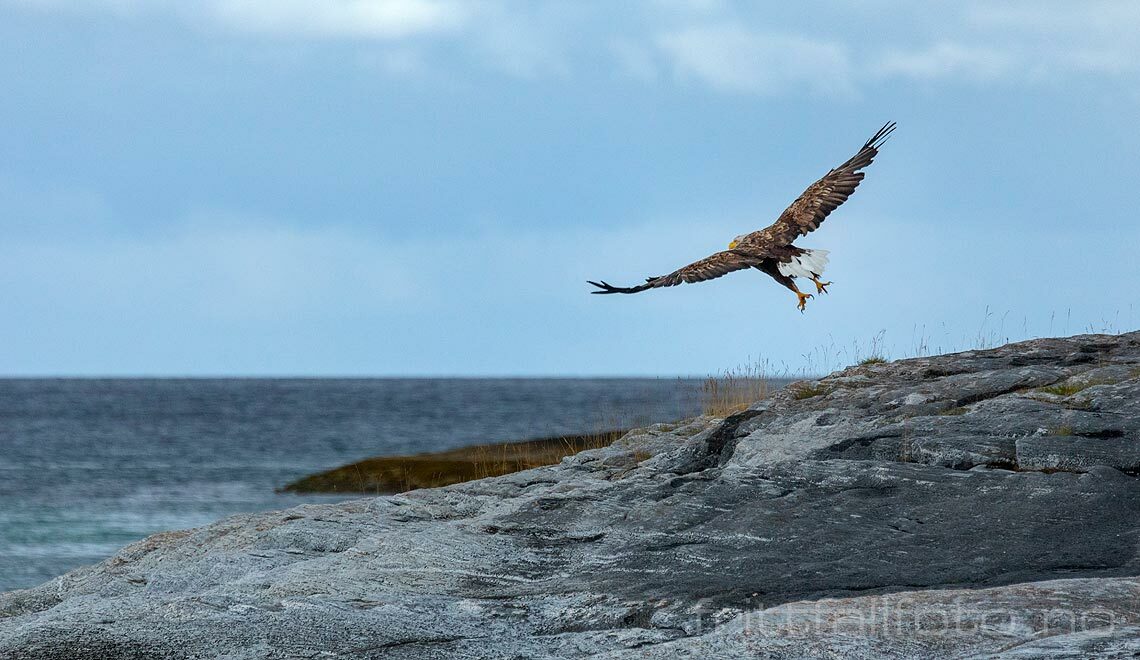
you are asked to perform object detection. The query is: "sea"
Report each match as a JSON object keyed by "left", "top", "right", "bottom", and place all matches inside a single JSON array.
[{"left": 0, "top": 378, "right": 706, "bottom": 592}]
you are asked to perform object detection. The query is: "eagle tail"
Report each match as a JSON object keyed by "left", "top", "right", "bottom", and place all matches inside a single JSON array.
[{"left": 776, "top": 249, "right": 830, "bottom": 279}]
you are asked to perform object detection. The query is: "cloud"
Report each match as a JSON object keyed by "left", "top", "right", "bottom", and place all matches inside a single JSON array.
[
  {"left": 968, "top": 1, "right": 1140, "bottom": 37},
  {"left": 5, "top": 0, "right": 581, "bottom": 79},
  {"left": 466, "top": 9, "right": 570, "bottom": 79},
  {"left": 6, "top": 1, "right": 1140, "bottom": 98},
  {"left": 610, "top": 39, "right": 658, "bottom": 82},
  {"left": 874, "top": 42, "right": 1015, "bottom": 82},
  {"left": 2, "top": 0, "right": 152, "bottom": 15},
  {"left": 646, "top": 3, "right": 1140, "bottom": 95},
  {"left": 965, "top": 2, "right": 1140, "bottom": 76},
  {"left": 655, "top": 24, "right": 854, "bottom": 96},
  {"left": 646, "top": 4, "right": 1140, "bottom": 96},
  {"left": 5, "top": 0, "right": 470, "bottom": 38},
  {"left": 206, "top": 0, "right": 468, "bottom": 39}
]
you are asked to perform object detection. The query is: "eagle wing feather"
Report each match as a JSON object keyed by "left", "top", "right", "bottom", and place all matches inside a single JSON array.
[
  {"left": 588, "top": 250, "right": 757, "bottom": 294},
  {"left": 737, "top": 121, "right": 895, "bottom": 253}
]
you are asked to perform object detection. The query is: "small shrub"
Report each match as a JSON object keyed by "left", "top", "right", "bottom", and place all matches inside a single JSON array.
[{"left": 858, "top": 356, "right": 888, "bottom": 365}]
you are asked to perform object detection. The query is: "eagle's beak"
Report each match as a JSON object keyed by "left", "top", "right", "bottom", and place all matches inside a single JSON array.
[{"left": 728, "top": 240, "right": 738, "bottom": 249}]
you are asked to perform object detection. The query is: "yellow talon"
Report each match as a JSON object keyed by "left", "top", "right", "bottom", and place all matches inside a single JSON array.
[
  {"left": 812, "top": 277, "right": 832, "bottom": 295},
  {"left": 796, "top": 291, "right": 813, "bottom": 312}
]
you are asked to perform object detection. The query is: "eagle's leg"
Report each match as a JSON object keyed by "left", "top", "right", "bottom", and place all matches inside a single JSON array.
[
  {"left": 755, "top": 262, "right": 814, "bottom": 312},
  {"left": 811, "top": 276, "right": 832, "bottom": 295},
  {"left": 795, "top": 289, "right": 813, "bottom": 312}
]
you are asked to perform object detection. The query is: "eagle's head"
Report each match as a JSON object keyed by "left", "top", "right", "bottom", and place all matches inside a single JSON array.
[{"left": 728, "top": 234, "right": 745, "bottom": 249}]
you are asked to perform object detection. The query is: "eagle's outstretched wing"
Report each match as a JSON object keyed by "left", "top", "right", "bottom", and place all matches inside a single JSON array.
[
  {"left": 738, "top": 121, "right": 895, "bottom": 251},
  {"left": 588, "top": 250, "right": 758, "bottom": 294}
]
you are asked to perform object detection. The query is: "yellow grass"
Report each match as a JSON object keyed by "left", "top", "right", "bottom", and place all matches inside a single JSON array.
[
  {"left": 701, "top": 362, "right": 772, "bottom": 416},
  {"left": 281, "top": 429, "right": 627, "bottom": 494},
  {"left": 791, "top": 382, "right": 830, "bottom": 400}
]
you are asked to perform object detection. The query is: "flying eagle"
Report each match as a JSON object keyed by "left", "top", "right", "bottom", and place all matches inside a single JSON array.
[{"left": 588, "top": 122, "right": 895, "bottom": 312}]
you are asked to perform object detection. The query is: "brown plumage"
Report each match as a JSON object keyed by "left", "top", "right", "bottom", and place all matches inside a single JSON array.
[{"left": 588, "top": 122, "right": 894, "bottom": 311}]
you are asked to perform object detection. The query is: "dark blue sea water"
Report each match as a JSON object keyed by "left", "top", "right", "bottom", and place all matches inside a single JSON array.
[{"left": 0, "top": 378, "right": 704, "bottom": 592}]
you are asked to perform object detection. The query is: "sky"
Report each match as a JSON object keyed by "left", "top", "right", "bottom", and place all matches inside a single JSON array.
[{"left": 2, "top": 0, "right": 1139, "bottom": 376}]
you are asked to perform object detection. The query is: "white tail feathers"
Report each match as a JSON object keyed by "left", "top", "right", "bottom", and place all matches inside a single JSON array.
[{"left": 777, "top": 249, "right": 830, "bottom": 279}]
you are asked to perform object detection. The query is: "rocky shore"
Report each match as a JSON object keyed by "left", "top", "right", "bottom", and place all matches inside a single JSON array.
[{"left": 2, "top": 332, "right": 1139, "bottom": 658}]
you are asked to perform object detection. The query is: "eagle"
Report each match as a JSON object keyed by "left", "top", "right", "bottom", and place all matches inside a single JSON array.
[{"left": 588, "top": 122, "right": 895, "bottom": 312}]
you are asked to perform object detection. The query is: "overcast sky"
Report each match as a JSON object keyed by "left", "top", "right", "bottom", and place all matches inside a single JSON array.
[{"left": 2, "top": 0, "right": 1138, "bottom": 376}]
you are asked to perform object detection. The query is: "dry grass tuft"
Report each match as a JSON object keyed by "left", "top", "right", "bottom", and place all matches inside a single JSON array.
[
  {"left": 1038, "top": 376, "right": 1119, "bottom": 397},
  {"left": 858, "top": 356, "right": 888, "bottom": 365},
  {"left": 792, "top": 382, "right": 829, "bottom": 400},
  {"left": 1038, "top": 383, "right": 1089, "bottom": 396},
  {"left": 701, "top": 362, "right": 772, "bottom": 416}
]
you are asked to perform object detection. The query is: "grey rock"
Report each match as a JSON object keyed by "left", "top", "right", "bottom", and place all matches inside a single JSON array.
[
  {"left": 1017, "top": 434, "right": 1140, "bottom": 473},
  {"left": 2, "top": 332, "right": 1140, "bottom": 659},
  {"left": 599, "top": 577, "right": 1140, "bottom": 659}
]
